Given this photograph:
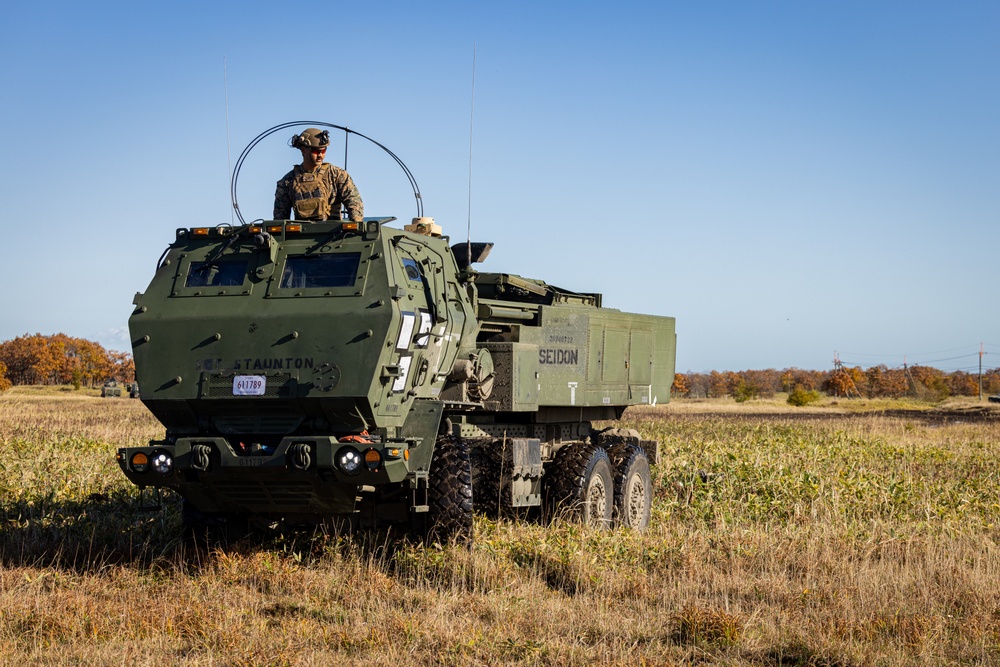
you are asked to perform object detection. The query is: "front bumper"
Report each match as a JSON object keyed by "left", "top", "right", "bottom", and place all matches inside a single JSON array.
[{"left": 116, "top": 435, "right": 412, "bottom": 515}]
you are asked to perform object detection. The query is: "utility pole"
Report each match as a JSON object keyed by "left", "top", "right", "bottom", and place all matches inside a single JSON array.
[
  {"left": 980, "top": 342, "right": 985, "bottom": 401},
  {"left": 903, "top": 355, "right": 917, "bottom": 398},
  {"left": 833, "top": 351, "right": 861, "bottom": 399}
]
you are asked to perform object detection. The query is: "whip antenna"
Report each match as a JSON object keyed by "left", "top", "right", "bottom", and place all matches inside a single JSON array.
[
  {"left": 231, "top": 122, "right": 423, "bottom": 225},
  {"left": 224, "top": 57, "right": 234, "bottom": 225},
  {"left": 467, "top": 43, "right": 477, "bottom": 259}
]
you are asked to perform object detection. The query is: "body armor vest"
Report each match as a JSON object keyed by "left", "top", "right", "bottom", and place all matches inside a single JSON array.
[{"left": 292, "top": 164, "right": 334, "bottom": 220}]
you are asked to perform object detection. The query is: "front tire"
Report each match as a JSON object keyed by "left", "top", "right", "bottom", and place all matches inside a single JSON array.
[{"left": 425, "top": 437, "right": 474, "bottom": 545}]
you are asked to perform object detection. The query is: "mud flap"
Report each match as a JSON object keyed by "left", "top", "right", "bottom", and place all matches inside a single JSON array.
[
  {"left": 137, "top": 486, "right": 164, "bottom": 512},
  {"left": 400, "top": 399, "right": 445, "bottom": 472},
  {"left": 510, "top": 438, "right": 542, "bottom": 507}
]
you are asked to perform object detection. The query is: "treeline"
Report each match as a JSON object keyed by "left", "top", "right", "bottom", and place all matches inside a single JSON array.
[
  {"left": 1, "top": 335, "right": 996, "bottom": 402},
  {"left": 673, "top": 366, "right": 1000, "bottom": 401},
  {"left": 0, "top": 333, "right": 134, "bottom": 390}
]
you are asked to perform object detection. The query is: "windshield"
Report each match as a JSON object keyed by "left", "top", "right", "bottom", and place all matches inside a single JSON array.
[
  {"left": 185, "top": 260, "right": 249, "bottom": 287},
  {"left": 280, "top": 253, "right": 361, "bottom": 289}
]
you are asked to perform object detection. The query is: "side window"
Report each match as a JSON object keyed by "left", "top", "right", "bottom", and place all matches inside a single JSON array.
[
  {"left": 402, "top": 257, "right": 422, "bottom": 282},
  {"left": 185, "top": 260, "right": 248, "bottom": 287}
]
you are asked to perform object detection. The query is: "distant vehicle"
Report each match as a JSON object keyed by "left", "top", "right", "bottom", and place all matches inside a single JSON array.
[
  {"left": 115, "top": 123, "right": 677, "bottom": 544},
  {"left": 100, "top": 380, "right": 122, "bottom": 398},
  {"left": 989, "top": 395, "right": 1000, "bottom": 404}
]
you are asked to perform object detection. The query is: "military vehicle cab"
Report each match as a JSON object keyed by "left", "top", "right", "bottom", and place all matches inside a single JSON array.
[
  {"left": 116, "top": 124, "right": 676, "bottom": 543},
  {"left": 101, "top": 380, "right": 122, "bottom": 398}
]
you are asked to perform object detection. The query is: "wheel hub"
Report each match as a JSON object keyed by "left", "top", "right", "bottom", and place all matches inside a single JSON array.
[
  {"left": 625, "top": 472, "right": 645, "bottom": 526},
  {"left": 585, "top": 474, "right": 609, "bottom": 527}
]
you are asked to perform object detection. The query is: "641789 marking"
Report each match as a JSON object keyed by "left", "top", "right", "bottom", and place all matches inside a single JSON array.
[{"left": 233, "top": 375, "right": 266, "bottom": 396}]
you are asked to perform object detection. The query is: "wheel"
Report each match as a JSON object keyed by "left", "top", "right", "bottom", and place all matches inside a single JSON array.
[
  {"left": 466, "top": 438, "right": 501, "bottom": 519},
  {"left": 544, "top": 442, "right": 614, "bottom": 529},
  {"left": 608, "top": 444, "right": 652, "bottom": 530},
  {"left": 425, "top": 436, "right": 474, "bottom": 545}
]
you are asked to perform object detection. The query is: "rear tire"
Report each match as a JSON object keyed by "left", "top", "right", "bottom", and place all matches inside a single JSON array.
[
  {"left": 425, "top": 437, "right": 474, "bottom": 545},
  {"left": 608, "top": 444, "right": 652, "bottom": 530},
  {"left": 544, "top": 442, "right": 614, "bottom": 529}
]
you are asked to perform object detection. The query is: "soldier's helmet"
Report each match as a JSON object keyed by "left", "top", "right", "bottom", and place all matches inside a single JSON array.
[{"left": 291, "top": 128, "right": 331, "bottom": 149}]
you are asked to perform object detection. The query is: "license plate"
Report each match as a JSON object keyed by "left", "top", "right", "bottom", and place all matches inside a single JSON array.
[{"left": 233, "top": 375, "right": 266, "bottom": 396}]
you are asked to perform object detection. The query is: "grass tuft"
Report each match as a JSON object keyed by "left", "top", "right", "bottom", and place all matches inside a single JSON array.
[{"left": 3, "top": 393, "right": 1000, "bottom": 664}]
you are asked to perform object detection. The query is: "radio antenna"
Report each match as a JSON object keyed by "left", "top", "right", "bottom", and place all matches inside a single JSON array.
[
  {"left": 466, "top": 43, "right": 477, "bottom": 257},
  {"left": 223, "top": 56, "right": 234, "bottom": 225}
]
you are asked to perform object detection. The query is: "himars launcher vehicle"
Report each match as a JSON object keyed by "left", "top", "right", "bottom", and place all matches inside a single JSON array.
[{"left": 116, "top": 124, "right": 676, "bottom": 543}]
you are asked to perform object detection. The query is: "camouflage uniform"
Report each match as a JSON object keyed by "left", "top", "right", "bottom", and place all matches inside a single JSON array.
[{"left": 273, "top": 163, "right": 364, "bottom": 222}]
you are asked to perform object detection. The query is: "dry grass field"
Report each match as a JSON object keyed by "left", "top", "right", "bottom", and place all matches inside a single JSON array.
[{"left": 2, "top": 388, "right": 1000, "bottom": 665}]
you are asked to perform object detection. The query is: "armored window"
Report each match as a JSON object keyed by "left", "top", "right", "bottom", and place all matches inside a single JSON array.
[
  {"left": 185, "top": 260, "right": 249, "bottom": 287},
  {"left": 402, "top": 257, "right": 422, "bottom": 282},
  {"left": 280, "top": 253, "right": 362, "bottom": 289}
]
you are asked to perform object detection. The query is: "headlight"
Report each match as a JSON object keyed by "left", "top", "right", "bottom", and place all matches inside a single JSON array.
[
  {"left": 151, "top": 450, "right": 173, "bottom": 475},
  {"left": 336, "top": 446, "right": 362, "bottom": 475}
]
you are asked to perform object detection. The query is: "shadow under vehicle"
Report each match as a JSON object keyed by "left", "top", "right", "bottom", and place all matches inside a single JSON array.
[{"left": 115, "top": 122, "right": 676, "bottom": 544}]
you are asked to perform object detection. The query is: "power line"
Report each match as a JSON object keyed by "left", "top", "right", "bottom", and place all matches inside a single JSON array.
[
  {"left": 840, "top": 344, "right": 982, "bottom": 359},
  {"left": 914, "top": 353, "right": 980, "bottom": 364},
  {"left": 837, "top": 343, "right": 999, "bottom": 372}
]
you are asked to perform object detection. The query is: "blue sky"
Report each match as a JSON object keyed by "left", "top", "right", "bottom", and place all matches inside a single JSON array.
[{"left": 1, "top": 1, "right": 998, "bottom": 373}]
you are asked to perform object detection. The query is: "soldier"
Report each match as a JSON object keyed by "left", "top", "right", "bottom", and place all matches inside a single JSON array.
[{"left": 273, "top": 128, "right": 364, "bottom": 222}]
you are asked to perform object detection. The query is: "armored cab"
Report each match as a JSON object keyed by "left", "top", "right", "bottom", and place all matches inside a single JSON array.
[{"left": 116, "top": 132, "right": 675, "bottom": 543}]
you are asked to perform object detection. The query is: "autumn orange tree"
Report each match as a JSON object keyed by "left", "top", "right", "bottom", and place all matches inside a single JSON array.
[
  {"left": 0, "top": 360, "right": 11, "bottom": 392},
  {"left": 0, "top": 334, "right": 134, "bottom": 387},
  {"left": 667, "top": 365, "right": 997, "bottom": 401},
  {"left": 908, "top": 365, "right": 949, "bottom": 401},
  {"left": 741, "top": 369, "right": 780, "bottom": 398},
  {"left": 864, "top": 365, "right": 907, "bottom": 398},
  {"left": 671, "top": 372, "right": 689, "bottom": 397},
  {"left": 823, "top": 366, "right": 865, "bottom": 397},
  {"left": 947, "top": 371, "right": 979, "bottom": 397},
  {"left": 707, "top": 371, "right": 741, "bottom": 398},
  {"left": 984, "top": 369, "right": 1000, "bottom": 394}
]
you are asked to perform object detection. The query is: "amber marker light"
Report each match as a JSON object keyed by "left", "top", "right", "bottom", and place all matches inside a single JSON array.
[
  {"left": 249, "top": 225, "right": 263, "bottom": 234},
  {"left": 191, "top": 228, "right": 210, "bottom": 237},
  {"left": 131, "top": 452, "right": 149, "bottom": 473},
  {"left": 364, "top": 448, "right": 382, "bottom": 471},
  {"left": 267, "top": 225, "right": 284, "bottom": 234},
  {"left": 341, "top": 222, "right": 360, "bottom": 232},
  {"left": 285, "top": 224, "right": 302, "bottom": 233}
]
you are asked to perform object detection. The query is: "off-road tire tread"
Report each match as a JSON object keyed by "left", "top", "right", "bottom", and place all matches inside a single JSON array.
[
  {"left": 426, "top": 436, "right": 475, "bottom": 544},
  {"left": 544, "top": 442, "right": 612, "bottom": 526},
  {"left": 607, "top": 443, "right": 652, "bottom": 530}
]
